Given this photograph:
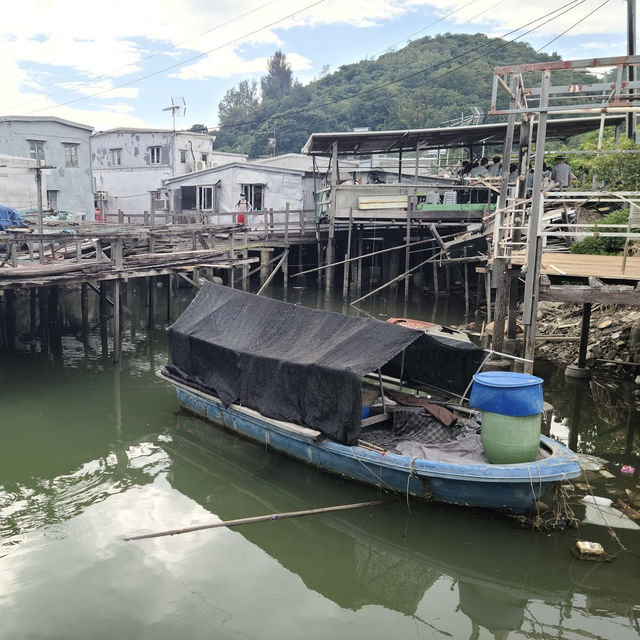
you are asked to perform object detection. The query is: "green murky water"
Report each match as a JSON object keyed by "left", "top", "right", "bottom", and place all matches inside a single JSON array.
[{"left": 1, "top": 282, "right": 639, "bottom": 639}]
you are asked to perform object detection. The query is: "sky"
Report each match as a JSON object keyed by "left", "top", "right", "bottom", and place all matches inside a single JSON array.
[{"left": 0, "top": 0, "right": 632, "bottom": 132}]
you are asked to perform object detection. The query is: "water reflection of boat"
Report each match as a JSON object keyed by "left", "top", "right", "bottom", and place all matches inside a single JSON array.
[
  {"left": 162, "top": 282, "right": 581, "bottom": 513},
  {"left": 165, "top": 414, "right": 640, "bottom": 636}
]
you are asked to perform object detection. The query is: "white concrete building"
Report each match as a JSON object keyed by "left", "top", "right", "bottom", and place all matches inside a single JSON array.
[
  {"left": 0, "top": 116, "right": 93, "bottom": 214},
  {"left": 91, "top": 128, "right": 245, "bottom": 220},
  {"left": 161, "top": 161, "right": 310, "bottom": 226}
]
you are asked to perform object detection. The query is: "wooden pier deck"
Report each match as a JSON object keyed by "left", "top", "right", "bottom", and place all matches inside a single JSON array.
[
  {"left": 511, "top": 252, "right": 640, "bottom": 282},
  {"left": 0, "top": 219, "right": 318, "bottom": 289}
]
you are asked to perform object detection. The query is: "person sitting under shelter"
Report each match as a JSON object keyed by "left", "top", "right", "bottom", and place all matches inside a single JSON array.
[{"left": 551, "top": 156, "right": 574, "bottom": 189}]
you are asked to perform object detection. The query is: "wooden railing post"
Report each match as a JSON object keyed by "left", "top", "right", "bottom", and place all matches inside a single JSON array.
[{"left": 285, "top": 202, "right": 290, "bottom": 241}]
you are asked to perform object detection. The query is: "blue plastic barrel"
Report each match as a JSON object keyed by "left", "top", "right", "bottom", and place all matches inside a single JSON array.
[{"left": 469, "top": 371, "right": 543, "bottom": 417}]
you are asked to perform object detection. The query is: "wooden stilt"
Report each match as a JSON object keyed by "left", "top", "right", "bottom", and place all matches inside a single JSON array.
[
  {"left": 38, "top": 286, "right": 48, "bottom": 351},
  {"left": 577, "top": 303, "right": 592, "bottom": 368},
  {"left": 81, "top": 282, "right": 89, "bottom": 341},
  {"left": 432, "top": 253, "right": 439, "bottom": 297},
  {"left": 404, "top": 215, "right": 411, "bottom": 304},
  {"left": 357, "top": 228, "right": 363, "bottom": 297},
  {"left": 166, "top": 275, "right": 172, "bottom": 321},
  {"left": 316, "top": 239, "right": 323, "bottom": 289},
  {"left": 464, "top": 248, "right": 470, "bottom": 317},
  {"left": 148, "top": 276, "right": 155, "bottom": 328},
  {"left": 5, "top": 289, "right": 15, "bottom": 349},
  {"left": 343, "top": 209, "right": 353, "bottom": 298},
  {"left": 113, "top": 279, "right": 121, "bottom": 362},
  {"left": 283, "top": 248, "right": 289, "bottom": 297},
  {"left": 30, "top": 288, "right": 37, "bottom": 343},
  {"left": 485, "top": 271, "right": 492, "bottom": 324}
]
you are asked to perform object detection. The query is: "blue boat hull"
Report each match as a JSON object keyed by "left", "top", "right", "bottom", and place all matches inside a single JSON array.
[{"left": 168, "top": 377, "right": 582, "bottom": 513}]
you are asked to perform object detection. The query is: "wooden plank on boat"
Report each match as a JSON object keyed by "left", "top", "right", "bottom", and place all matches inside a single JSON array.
[{"left": 361, "top": 413, "right": 391, "bottom": 427}]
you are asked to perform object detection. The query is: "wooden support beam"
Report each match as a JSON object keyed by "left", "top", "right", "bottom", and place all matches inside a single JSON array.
[
  {"left": 539, "top": 284, "right": 640, "bottom": 305},
  {"left": 175, "top": 271, "right": 202, "bottom": 290},
  {"left": 577, "top": 303, "right": 591, "bottom": 369}
]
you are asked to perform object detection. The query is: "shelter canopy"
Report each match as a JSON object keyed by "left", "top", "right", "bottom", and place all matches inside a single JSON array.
[
  {"left": 301, "top": 116, "right": 625, "bottom": 156},
  {"left": 166, "top": 282, "right": 484, "bottom": 445}
]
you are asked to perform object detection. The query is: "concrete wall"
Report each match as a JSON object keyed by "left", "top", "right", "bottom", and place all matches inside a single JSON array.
[
  {"left": 0, "top": 154, "right": 46, "bottom": 210},
  {"left": 164, "top": 163, "right": 305, "bottom": 226},
  {"left": 0, "top": 119, "right": 93, "bottom": 213},
  {"left": 91, "top": 130, "right": 234, "bottom": 218}
]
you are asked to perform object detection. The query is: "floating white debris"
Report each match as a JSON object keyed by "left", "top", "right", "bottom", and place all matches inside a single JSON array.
[
  {"left": 576, "top": 540, "right": 605, "bottom": 556},
  {"left": 583, "top": 504, "right": 640, "bottom": 530},
  {"left": 581, "top": 495, "right": 612, "bottom": 507},
  {"left": 576, "top": 454, "right": 608, "bottom": 472}
]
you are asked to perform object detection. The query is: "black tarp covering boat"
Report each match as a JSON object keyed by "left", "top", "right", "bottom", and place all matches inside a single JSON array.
[{"left": 165, "top": 282, "right": 484, "bottom": 445}]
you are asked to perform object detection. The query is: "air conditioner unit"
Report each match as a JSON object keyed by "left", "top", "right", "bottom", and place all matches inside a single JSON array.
[
  {"left": 196, "top": 160, "right": 206, "bottom": 171},
  {"left": 154, "top": 198, "right": 169, "bottom": 210}
]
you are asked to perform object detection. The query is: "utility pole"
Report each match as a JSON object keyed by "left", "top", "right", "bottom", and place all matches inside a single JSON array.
[{"left": 629, "top": 0, "right": 637, "bottom": 140}]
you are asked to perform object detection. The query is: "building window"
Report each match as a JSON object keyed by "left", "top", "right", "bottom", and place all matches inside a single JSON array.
[
  {"left": 63, "top": 143, "right": 79, "bottom": 167},
  {"left": 46, "top": 190, "right": 58, "bottom": 211},
  {"left": 180, "top": 150, "right": 187, "bottom": 164},
  {"left": 181, "top": 186, "right": 196, "bottom": 209},
  {"left": 149, "top": 146, "right": 161, "bottom": 164},
  {"left": 28, "top": 140, "right": 45, "bottom": 161},
  {"left": 110, "top": 148, "right": 122, "bottom": 166},
  {"left": 241, "top": 184, "right": 264, "bottom": 211},
  {"left": 201, "top": 153, "right": 208, "bottom": 163},
  {"left": 198, "top": 186, "right": 214, "bottom": 211}
]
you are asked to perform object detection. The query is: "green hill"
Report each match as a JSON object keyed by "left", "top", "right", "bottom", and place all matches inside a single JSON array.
[{"left": 213, "top": 33, "right": 595, "bottom": 157}]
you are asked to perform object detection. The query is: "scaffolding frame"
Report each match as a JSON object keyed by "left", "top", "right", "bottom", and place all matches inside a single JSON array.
[{"left": 489, "top": 55, "right": 640, "bottom": 371}]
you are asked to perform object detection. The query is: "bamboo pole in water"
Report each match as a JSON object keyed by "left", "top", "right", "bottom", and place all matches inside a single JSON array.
[
  {"left": 124, "top": 500, "right": 383, "bottom": 541},
  {"left": 292, "top": 233, "right": 461, "bottom": 279},
  {"left": 257, "top": 248, "right": 289, "bottom": 295}
]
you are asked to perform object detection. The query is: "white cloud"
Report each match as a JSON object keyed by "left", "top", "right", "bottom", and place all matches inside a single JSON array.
[
  {"left": 57, "top": 81, "right": 140, "bottom": 100},
  {"left": 175, "top": 49, "right": 313, "bottom": 81},
  {"left": 0, "top": 0, "right": 628, "bottom": 128}
]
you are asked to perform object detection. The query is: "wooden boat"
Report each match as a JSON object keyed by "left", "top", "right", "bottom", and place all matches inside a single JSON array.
[{"left": 161, "top": 282, "right": 581, "bottom": 513}]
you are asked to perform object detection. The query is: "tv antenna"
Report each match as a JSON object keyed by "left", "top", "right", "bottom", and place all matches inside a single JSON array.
[{"left": 163, "top": 96, "right": 186, "bottom": 131}]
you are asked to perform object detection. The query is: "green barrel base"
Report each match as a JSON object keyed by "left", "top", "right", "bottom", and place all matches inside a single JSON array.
[{"left": 481, "top": 411, "right": 541, "bottom": 464}]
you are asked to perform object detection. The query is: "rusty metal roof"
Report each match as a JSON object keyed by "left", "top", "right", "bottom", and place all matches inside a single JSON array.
[{"left": 301, "top": 116, "right": 625, "bottom": 156}]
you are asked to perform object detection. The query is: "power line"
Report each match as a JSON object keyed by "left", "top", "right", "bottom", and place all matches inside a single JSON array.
[
  {"left": 22, "top": 0, "right": 327, "bottom": 116},
  {"left": 217, "top": 0, "right": 584, "bottom": 131},
  {"left": 536, "top": 0, "right": 612, "bottom": 52},
  {"left": 373, "top": 0, "right": 481, "bottom": 58},
  {"left": 386, "top": 0, "right": 588, "bottom": 103},
  {"left": 5, "top": 0, "right": 282, "bottom": 113}
]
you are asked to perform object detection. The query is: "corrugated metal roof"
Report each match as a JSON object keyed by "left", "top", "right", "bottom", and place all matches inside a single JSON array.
[{"left": 301, "top": 116, "right": 626, "bottom": 156}]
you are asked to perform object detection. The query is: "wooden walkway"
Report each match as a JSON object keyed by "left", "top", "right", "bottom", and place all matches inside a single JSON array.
[{"left": 511, "top": 252, "right": 640, "bottom": 281}]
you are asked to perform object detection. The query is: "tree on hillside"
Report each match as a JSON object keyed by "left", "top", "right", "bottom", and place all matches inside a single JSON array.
[
  {"left": 218, "top": 80, "right": 259, "bottom": 128},
  {"left": 261, "top": 50, "right": 293, "bottom": 102}
]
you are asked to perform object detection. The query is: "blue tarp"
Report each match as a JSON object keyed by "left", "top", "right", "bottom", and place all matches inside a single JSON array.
[{"left": 0, "top": 205, "right": 28, "bottom": 231}]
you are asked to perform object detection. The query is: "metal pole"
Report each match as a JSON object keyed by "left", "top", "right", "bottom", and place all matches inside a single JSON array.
[
  {"left": 492, "top": 74, "right": 520, "bottom": 354},
  {"left": 522, "top": 70, "right": 552, "bottom": 372},
  {"left": 36, "top": 166, "right": 44, "bottom": 264},
  {"left": 629, "top": 0, "right": 637, "bottom": 140}
]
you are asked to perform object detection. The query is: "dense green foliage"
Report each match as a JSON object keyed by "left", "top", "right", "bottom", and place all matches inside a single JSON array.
[
  {"left": 570, "top": 209, "right": 633, "bottom": 255},
  {"left": 561, "top": 131, "right": 640, "bottom": 191},
  {"left": 212, "top": 34, "right": 595, "bottom": 157},
  {"left": 261, "top": 50, "right": 293, "bottom": 102}
]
